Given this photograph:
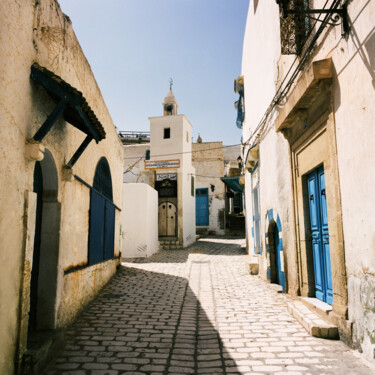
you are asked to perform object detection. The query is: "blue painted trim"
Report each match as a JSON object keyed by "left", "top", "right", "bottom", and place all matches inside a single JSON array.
[
  {"left": 267, "top": 209, "right": 273, "bottom": 221},
  {"left": 276, "top": 215, "right": 282, "bottom": 232},
  {"left": 267, "top": 268, "right": 271, "bottom": 280}
]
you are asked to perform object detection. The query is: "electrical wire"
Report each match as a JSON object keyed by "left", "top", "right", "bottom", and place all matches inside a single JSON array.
[
  {"left": 242, "top": 0, "right": 332, "bottom": 147},
  {"left": 123, "top": 143, "right": 242, "bottom": 160}
]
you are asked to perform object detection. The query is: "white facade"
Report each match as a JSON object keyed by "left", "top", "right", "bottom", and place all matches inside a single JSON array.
[
  {"left": 148, "top": 93, "right": 196, "bottom": 248},
  {"left": 240, "top": 0, "right": 375, "bottom": 361},
  {"left": 122, "top": 90, "right": 196, "bottom": 249},
  {"left": 122, "top": 184, "right": 158, "bottom": 258}
]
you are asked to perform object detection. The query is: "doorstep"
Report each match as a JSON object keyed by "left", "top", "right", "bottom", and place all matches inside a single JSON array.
[
  {"left": 287, "top": 298, "right": 339, "bottom": 339},
  {"left": 22, "top": 329, "right": 64, "bottom": 374}
]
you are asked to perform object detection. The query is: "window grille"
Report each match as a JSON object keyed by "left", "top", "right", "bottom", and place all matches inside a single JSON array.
[{"left": 280, "top": 0, "right": 312, "bottom": 55}]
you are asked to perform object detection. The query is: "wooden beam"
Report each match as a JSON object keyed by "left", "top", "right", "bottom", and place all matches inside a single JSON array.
[
  {"left": 65, "top": 135, "right": 93, "bottom": 169},
  {"left": 33, "top": 99, "right": 67, "bottom": 142}
]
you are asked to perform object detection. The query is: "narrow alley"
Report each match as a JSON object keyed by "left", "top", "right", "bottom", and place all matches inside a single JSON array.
[{"left": 45, "top": 237, "right": 374, "bottom": 375}]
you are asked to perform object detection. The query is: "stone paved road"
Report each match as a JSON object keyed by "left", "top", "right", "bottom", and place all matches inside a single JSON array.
[{"left": 45, "top": 237, "right": 375, "bottom": 375}]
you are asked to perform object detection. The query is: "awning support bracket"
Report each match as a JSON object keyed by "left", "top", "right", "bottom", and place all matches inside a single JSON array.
[
  {"left": 32, "top": 98, "right": 67, "bottom": 142},
  {"left": 65, "top": 135, "right": 93, "bottom": 169}
]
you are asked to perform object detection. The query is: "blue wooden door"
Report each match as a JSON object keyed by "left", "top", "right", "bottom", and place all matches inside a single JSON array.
[
  {"left": 88, "top": 190, "right": 115, "bottom": 264},
  {"left": 196, "top": 188, "right": 209, "bottom": 226},
  {"left": 307, "top": 166, "right": 333, "bottom": 304},
  {"left": 273, "top": 227, "right": 285, "bottom": 291},
  {"left": 88, "top": 190, "right": 106, "bottom": 264},
  {"left": 104, "top": 201, "right": 115, "bottom": 260}
]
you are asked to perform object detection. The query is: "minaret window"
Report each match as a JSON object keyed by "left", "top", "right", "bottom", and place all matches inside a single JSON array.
[{"left": 164, "top": 128, "right": 171, "bottom": 139}]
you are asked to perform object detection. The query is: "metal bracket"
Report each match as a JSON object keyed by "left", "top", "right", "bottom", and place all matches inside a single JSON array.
[{"left": 276, "top": 0, "right": 349, "bottom": 38}]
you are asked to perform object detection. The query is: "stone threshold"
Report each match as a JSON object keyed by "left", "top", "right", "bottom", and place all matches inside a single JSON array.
[
  {"left": 287, "top": 298, "right": 339, "bottom": 339},
  {"left": 22, "top": 329, "right": 64, "bottom": 375}
]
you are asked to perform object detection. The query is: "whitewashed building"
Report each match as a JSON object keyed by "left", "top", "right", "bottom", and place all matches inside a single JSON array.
[
  {"left": 240, "top": 0, "right": 375, "bottom": 361},
  {"left": 121, "top": 90, "right": 196, "bottom": 250}
]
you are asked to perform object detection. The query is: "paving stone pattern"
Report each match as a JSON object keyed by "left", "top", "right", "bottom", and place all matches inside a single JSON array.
[{"left": 45, "top": 237, "right": 375, "bottom": 375}]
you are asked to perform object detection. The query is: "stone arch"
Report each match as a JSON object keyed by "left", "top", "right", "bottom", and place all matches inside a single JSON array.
[
  {"left": 30, "top": 149, "right": 61, "bottom": 336},
  {"left": 264, "top": 209, "right": 285, "bottom": 292}
]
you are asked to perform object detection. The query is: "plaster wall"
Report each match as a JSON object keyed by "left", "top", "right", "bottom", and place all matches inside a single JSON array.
[
  {"left": 123, "top": 144, "right": 150, "bottom": 183},
  {"left": 241, "top": 1, "right": 294, "bottom": 291},
  {"left": 192, "top": 142, "right": 225, "bottom": 234},
  {"left": 0, "top": 1, "right": 123, "bottom": 372},
  {"left": 241, "top": 0, "right": 375, "bottom": 361},
  {"left": 122, "top": 184, "right": 158, "bottom": 258},
  {"left": 149, "top": 115, "right": 193, "bottom": 169},
  {"left": 149, "top": 113, "right": 195, "bottom": 247},
  {"left": 182, "top": 165, "right": 196, "bottom": 247},
  {"left": 257, "top": 127, "right": 295, "bottom": 293}
]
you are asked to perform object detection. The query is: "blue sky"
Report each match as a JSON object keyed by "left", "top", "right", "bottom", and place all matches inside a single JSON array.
[{"left": 58, "top": 0, "right": 249, "bottom": 145}]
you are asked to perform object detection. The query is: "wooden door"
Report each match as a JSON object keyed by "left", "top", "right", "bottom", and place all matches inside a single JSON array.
[
  {"left": 159, "top": 202, "right": 176, "bottom": 236},
  {"left": 196, "top": 188, "right": 209, "bottom": 226}
]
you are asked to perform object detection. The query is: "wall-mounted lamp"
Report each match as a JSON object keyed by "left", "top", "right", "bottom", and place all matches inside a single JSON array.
[
  {"left": 237, "top": 156, "right": 243, "bottom": 170},
  {"left": 210, "top": 184, "right": 215, "bottom": 192}
]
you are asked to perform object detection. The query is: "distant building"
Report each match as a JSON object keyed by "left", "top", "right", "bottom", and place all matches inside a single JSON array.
[
  {"left": 122, "top": 130, "right": 244, "bottom": 238},
  {"left": 121, "top": 90, "right": 196, "bottom": 250},
  {"left": 0, "top": 1, "right": 124, "bottom": 373},
  {"left": 192, "top": 138, "right": 244, "bottom": 236}
]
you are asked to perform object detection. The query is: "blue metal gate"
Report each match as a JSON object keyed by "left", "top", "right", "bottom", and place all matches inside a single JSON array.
[
  {"left": 307, "top": 166, "right": 333, "bottom": 304},
  {"left": 196, "top": 188, "right": 209, "bottom": 226}
]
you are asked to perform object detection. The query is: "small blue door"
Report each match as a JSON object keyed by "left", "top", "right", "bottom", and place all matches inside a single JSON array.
[
  {"left": 307, "top": 166, "right": 333, "bottom": 304},
  {"left": 273, "top": 227, "right": 285, "bottom": 291},
  {"left": 196, "top": 188, "right": 209, "bottom": 226}
]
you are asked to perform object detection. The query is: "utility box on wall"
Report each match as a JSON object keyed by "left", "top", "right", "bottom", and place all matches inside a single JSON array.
[{"left": 122, "top": 183, "right": 158, "bottom": 257}]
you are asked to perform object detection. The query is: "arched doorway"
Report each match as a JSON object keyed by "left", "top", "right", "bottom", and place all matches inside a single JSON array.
[
  {"left": 29, "top": 150, "right": 60, "bottom": 340},
  {"left": 88, "top": 157, "right": 115, "bottom": 264},
  {"left": 265, "top": 210, "right": 285, "bottom": 292}
]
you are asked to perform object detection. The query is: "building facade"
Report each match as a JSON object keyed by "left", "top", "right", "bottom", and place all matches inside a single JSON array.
[
  {"left": 192, "top": 139, "right": 226, "bottom": 235},
  {"left": 0, "top": 1, "right": 124, "bottom": 373},
  {"left": 240, "top": 0, "right": 375, "bottom": 361},
  {"left": 121, "top": 90, "right": 196, "bottom": 249}
]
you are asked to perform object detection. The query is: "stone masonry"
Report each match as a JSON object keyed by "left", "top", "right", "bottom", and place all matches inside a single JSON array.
[{"left": 45, "top": 237, "right": 375, "bottom": 375}]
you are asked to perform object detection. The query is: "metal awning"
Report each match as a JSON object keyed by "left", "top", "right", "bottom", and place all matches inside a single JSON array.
[
  {"left": 220, "top": 176, "right": 243, "bottom": 193},
  {"left": 30, "top": 63, "right": 106, "bottom": 168}
]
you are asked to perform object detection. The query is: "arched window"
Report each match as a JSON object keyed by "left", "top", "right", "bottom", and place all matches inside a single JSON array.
[{"left": 88, "top": 157, "right": 115, "bottom": 264}]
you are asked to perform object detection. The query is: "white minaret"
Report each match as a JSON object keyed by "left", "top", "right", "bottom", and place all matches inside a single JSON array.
[{"left": 147, "top": 86, "right": 196, "bottom": 248}]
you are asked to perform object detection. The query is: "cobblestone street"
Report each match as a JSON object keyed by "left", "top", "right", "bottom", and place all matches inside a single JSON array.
[{"left": 45, "top": 237, "right": 375, "bottom": 375}]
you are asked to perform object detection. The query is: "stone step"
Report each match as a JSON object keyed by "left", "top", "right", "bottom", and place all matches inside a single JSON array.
[
  {"left": 159, "top": 240, "right": 180, "bottom": 245},
  {"left": 22, "top": 329, "right": 64, "bottom": 374},
  {"left": 287, "top": 300, "right": 339, "bottom": 339}
]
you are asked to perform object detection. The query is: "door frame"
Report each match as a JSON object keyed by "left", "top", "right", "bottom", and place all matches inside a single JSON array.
[{"left": 290, "top": 117, "right": 347, "bottom": 317}]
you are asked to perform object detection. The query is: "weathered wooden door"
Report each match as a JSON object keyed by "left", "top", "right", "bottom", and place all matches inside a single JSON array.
[
  {"left": 158, "top": 202, "right": 176, "bottom": 236},
  {"left": 196, "top": 188, "right": 209, "bottom": 226},
  {"left": 307, "top": 166, "right": 333, "bottom": 304}
]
